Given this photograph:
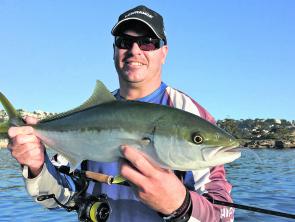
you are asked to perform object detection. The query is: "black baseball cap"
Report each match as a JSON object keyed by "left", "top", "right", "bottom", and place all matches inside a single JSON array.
[{"left": 111, "top": 5, "right": 167, "bottom": 43}]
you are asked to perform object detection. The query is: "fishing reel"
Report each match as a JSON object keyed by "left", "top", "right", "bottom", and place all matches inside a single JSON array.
[
  {"left": 37, "top": 165, "right": 111, "bottom": 222},
  {"left": 76, "top": 194, "right": 111, "bottom": 222}
]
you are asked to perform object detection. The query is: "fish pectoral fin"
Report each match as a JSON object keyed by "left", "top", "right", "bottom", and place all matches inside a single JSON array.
[{"left": 40, "top": 80, "right": 116, "bottom": 123}]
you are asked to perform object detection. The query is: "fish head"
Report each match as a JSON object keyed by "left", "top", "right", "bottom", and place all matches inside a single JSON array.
[{"left": 153, "top": 112, "right": 241, "bottom": 171}]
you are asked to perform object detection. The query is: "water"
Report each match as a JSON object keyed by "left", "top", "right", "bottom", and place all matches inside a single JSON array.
[
  {"left": 226, "top": 149, "right": 295, "bottom": 222},
  {"left": 0, "top": 149, "right": 77, "bottom": 222},
  {"left": 0, "top": 148, "right": 294, "bottom": 222}
]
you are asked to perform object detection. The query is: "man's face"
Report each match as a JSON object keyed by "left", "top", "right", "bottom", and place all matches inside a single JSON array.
[{"left": 113, "top": 23, "right": 168, "bottom": 86}]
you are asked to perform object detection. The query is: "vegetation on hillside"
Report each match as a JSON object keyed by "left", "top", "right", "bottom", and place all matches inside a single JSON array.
[{"left": 217, "top": 118, "right": 295, "bottom": 141}]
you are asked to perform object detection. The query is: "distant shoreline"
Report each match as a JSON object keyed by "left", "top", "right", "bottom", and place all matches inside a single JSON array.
[{"left": 238, "top": 139, "right": 295, "bottom": 149}]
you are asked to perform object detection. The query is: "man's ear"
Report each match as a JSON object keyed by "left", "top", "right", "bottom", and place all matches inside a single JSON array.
[{"left": 161, "top": 45, "right": 168, "bottom": 64}]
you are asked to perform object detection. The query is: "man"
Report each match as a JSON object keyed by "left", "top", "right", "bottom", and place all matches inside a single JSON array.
[{"left": 8, "top": 5, "right": 234, "bottom": 222}]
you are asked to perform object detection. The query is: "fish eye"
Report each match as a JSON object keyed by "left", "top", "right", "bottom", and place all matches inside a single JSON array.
[{"left": 192, "top": 133, "right": 204, "bottom": 144}]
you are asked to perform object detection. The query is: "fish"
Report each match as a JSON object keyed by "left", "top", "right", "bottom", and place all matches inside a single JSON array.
[{"left": 0, "top": 80, "right": 241, "bottom": 171}]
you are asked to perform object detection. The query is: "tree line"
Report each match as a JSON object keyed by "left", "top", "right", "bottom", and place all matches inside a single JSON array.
[{"left": 217, "top": 118, "right": 295, "bottom": 140}]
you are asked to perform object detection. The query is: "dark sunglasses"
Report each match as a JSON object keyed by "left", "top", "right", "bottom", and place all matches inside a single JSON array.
[{"left": 114, "top": 35, "right": 165, "bottom": 51}]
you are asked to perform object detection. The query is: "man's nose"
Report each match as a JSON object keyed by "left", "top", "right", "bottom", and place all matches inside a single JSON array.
[{"left": 129, "top": 42, "right": 142, "bottom": 54}]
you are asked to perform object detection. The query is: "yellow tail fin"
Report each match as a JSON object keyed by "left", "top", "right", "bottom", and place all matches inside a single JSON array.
[{"left": 0, "top": 92, "right": 24, "bottom": 132}]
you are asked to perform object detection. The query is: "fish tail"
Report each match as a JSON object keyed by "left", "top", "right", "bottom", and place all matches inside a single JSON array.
[
  {"left": 0, "top": 92, "right": 24, "bottom": 133},
  {"left": 0, "top": 121, "right": 9, "bottom": 134}
]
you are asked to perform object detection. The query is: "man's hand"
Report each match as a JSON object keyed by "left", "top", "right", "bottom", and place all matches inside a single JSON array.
[
  {"left": 8, "top": 116, "right": 45, "bottom": 177},
  {"left": 120, "top": 145, "right": 187, "bottom": 215}
]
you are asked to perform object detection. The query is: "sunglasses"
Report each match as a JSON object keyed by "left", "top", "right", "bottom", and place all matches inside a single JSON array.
[{"left": 114, "top": 35, "right": 165, "bottom": 51}]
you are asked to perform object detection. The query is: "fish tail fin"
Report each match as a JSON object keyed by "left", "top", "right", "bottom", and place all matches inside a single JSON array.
[
  {"left": 0, "top": 92, "right": 24, "bottom": 132},
  {"left": 0, "top": 121, "right": 9, "bottom": 134}
]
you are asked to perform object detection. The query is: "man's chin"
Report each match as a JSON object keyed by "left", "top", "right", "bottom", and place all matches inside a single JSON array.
[{"left": 119, "top": 74, "right": 145, "bottom": 84}]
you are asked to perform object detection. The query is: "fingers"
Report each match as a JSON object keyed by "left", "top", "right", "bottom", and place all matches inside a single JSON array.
[
  {"left": 120, "top": 145, "right": 158, "bottom": 178},
  {"left": 119, "top": 145, "right": 188, "bottom": 214},
  {"left": 8, "top": 126, "right": 34, "bottom": 138},
  {"left": 13, "top": 134, "right": 39, "bottom": 145},
  {"left": 24, "top": 116, "right": 39, "bottom": 125},
  {"left": 8, "top": 125, "right": 40, "bottom": 155},
  {"left": 9, "top": 135, "right": 45, "bottom": 175},
  {"left": 120, "top": 159, "right": 147, "bottom": 188},
  {"left": 6, "top": 117, "right": 44, "bottom": 177},
  {"left": 11, "top": 142, "right": 42, "bottom": 159}
]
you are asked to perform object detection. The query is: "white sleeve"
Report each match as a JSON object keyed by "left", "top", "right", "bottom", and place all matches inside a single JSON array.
[{"left": 22, "top": 156, "right": 75, "bottom": 208}]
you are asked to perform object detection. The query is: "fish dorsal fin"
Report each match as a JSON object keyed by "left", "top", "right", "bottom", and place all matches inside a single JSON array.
[
  {"left": 41, "top": 80, "right": 116, "bottom": 122},
  {"left": 78, "top": 80, "right": 116, "bottom": 107}
]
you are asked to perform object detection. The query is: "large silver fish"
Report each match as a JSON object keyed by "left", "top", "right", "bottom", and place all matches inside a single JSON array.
[{"left": 0, "top": 81, "right": 240, "bottom": 171}]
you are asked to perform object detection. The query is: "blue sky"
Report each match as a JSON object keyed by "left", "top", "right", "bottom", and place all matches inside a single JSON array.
[{"left": 0, "top": 1, "right": 294, "bottom": 120}]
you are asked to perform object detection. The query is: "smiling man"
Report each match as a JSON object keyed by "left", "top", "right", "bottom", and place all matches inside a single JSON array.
[
  {"left": 8, "top": 5, "right": 234, "bottom": 222},
  {"left": 113, "top": 19, "right": 168, "bottom": 100}
]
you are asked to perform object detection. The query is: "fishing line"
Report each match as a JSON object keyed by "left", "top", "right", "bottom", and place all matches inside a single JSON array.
[
  {"left": 205, "top": 195, "right": 295, "bottom": 220},
  {"left": 240, "top": 147, "right": 262, "bottom": 163}
]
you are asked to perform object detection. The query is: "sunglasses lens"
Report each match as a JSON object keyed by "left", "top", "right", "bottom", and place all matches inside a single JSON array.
[
  {"left": 138, "top": 38, "right": 157, "bottom": 51},
  {"left": 115, "top": 37, "right": 132, "bottom": 49},
  {"left": 115, "top": 36, "right": 162, "bottom": 51}
]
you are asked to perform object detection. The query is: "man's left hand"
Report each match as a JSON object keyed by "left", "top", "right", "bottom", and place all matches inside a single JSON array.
[{"left": 120, "top": 145, "right": 187, "bottom": 215}]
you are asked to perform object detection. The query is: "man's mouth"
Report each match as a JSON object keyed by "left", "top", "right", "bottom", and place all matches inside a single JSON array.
[{"left": 125, "top": 61, "right": 144, "bottom": 66}]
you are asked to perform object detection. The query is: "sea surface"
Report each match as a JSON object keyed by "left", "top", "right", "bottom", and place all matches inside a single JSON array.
[{"left": 0, "top": 148, "right": 294, "bottom": 222}]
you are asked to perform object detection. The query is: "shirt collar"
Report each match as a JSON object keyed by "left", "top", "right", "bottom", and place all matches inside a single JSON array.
[{"left": 115, "top": 82, "right": 167, "bottom": 102}]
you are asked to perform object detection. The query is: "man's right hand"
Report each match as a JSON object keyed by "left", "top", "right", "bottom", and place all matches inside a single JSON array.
[{"left": 8, "top": 116, "right": 45, "bottom": 178}]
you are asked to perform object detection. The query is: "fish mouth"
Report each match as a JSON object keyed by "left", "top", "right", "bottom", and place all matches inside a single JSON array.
[
  {"left": 223, "top": 146, "right": 242, "bottom": 153},
  {"left": 201, "top": 145, "right": 240, "bottom": 161}
]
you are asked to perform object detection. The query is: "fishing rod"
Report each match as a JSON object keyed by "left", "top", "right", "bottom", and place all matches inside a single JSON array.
[
  {"left": 205, "top": 195, "right": 295, "bottom": 220},
  {"left": 41, "top": 166, "right": 295, "bottom": 221},
  {"left": 83, "top": 169, "right": 295, "bottom": 220}
]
